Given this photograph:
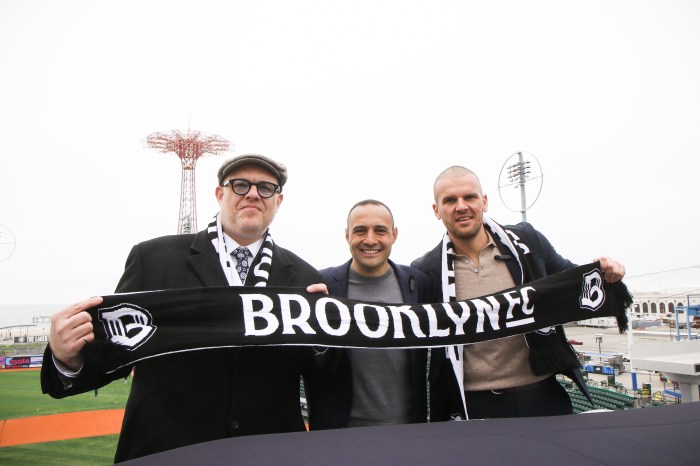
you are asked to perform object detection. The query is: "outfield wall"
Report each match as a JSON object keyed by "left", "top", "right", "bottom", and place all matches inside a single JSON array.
[{"left": 0, "top": 355, "right": 43, "bottom": 369}]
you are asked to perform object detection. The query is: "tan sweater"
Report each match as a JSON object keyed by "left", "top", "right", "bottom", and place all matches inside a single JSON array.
[{"left": 455, "top": 237, "right": 549, "bottom": 391}]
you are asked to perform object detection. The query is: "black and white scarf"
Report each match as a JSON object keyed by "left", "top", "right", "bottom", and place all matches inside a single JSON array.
[
  {"left": 207, "top": 213, "right": 274, "bottom": 286},
  {"left": 84, "top": 262, "right": 631, "bottom": 375},
  {"left": 440, "top": 217, "right": 532, "bottom": 417}
]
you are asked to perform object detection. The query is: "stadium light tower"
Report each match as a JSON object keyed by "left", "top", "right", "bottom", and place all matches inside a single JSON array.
[
  {"left": 147, "top": 129, "right": 230, "bottom": 234},
  {"left": 507, "top": 153, "right": 531, "bottom": 221},
  {"left": 498, "top": 151, "right": 543, "bottom": 222}
]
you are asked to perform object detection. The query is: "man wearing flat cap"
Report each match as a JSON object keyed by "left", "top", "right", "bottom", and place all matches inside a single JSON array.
[{"left": 41, "top": 155, "right": 324, "bottom": 462}]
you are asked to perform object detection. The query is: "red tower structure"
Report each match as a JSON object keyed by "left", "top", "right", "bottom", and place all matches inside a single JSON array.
[{"left": 147, "top": 129, "right": 230, "bottom": 234}]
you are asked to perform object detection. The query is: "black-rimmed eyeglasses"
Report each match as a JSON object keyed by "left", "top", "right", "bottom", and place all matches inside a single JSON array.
[{"left": 223, "top": 179, "right": 281, "bottom": 198}]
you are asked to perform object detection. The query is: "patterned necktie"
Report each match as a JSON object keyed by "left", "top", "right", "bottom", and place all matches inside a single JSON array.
[{"left": 233, "top": 247, "right": 253, "bottom": 284}]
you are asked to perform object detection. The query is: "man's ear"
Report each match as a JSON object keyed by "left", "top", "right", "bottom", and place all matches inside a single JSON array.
[{"left": 275, "top": 193, "right": 284, "bottom": 212}]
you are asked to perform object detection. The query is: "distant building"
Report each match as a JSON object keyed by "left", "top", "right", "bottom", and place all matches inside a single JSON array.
[{"left": 629, "top": 289, "right": 699, "bottom": 320}]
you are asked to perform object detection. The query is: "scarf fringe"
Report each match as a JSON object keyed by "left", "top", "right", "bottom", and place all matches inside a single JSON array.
[
  {"left": 529, "top": 280, "right": 632, "bottom": 376},
  {"left": 611, "top": 280, "right": 632, "bottom": 334}
]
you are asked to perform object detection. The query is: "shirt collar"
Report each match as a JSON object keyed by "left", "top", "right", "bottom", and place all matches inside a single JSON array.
[{"left": 222, "top": 234, "right": 264, "bottom": 259}]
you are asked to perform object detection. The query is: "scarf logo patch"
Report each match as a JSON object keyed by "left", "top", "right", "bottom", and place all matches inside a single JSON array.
[
  {"left": 580, "top": 269, "right": 606, "bottom": 311},
  {"left": 99, "top": 303, "right": 157, "bottom": 350}
]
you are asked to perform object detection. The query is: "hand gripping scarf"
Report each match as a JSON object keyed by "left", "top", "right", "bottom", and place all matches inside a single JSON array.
[{"left": 83, "top": 262, "right": 631, "bottom": 375}]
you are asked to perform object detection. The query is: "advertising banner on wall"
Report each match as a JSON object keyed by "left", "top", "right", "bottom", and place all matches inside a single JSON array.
[
  {"left": 12, "top": 335, "right": 48, "bottom": 343},
  {"left": 4, "top": 355, "right": 43, "bottom": 369}
]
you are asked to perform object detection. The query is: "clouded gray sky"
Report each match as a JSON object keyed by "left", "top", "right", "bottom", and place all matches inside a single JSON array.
[{"left": 1, "top": 0, "right": 699, "bottom": 319}]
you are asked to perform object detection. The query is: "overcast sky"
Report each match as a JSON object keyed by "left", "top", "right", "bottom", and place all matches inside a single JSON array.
[{"left": 1, "top": 1, "right": 699, "bottom": 321}]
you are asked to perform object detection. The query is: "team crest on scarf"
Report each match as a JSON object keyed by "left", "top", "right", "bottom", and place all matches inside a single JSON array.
[
  {"left": 580, "top": 269, "right": 606, "bottom": 311},
  {"left": 99, "top": 303, "right": 157, "bottom": 350}
]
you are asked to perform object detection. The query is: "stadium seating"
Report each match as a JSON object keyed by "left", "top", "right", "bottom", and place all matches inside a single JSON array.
[{"left": 560, "top": 380, "right": 637, "bottom": 413}]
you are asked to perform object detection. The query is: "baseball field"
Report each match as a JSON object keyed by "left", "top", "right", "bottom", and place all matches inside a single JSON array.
[{"left": 0, "top": 368, "right": 128, "bottom": 465}]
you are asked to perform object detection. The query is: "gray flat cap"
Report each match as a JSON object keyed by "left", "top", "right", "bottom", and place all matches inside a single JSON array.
[{"left": 217, "top": 154, "right": 288, "bottom": 187}]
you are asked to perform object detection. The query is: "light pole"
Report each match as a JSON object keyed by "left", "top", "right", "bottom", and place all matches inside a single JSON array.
[
  {"left": 627, "top": 308, "right": 637, "bottom": 390},
  {"left": 498, "top": 151, "right": 543, "bottom": 222},
  {"left": 506, "top": 152, "right": 531, "bottom": 222}
]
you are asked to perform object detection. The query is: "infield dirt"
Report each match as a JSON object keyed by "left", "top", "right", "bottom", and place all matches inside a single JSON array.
[{"left": 0, "top": 409, "right": 123, "bottom": 447}]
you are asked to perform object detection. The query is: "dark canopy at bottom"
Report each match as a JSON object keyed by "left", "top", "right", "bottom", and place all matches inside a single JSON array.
[{"left": 123, "top": 402, "right": 700, "bottom": 466}]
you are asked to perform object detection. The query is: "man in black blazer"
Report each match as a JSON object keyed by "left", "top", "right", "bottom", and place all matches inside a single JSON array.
[
  {"left": 309, "top": 200, "right": 435, "bottom": 430},
  {"left": 412, "top": 165, "right": 625, "bottom": 421},
  {"left": 42, "top": 155, "right": 325, "bottom": 462}
]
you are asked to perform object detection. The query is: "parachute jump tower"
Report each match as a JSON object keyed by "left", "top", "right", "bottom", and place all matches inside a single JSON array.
[{"left": 147, "top": 129, "right": 230, "bottom": 234}]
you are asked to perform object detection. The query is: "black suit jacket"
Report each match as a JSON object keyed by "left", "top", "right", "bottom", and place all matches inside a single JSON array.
[
  {"left": 41, "top": 229, "right": 322, "bottom": 462},
  {"left": 308, "top": 259, "right": 436, "bottom": 430}
]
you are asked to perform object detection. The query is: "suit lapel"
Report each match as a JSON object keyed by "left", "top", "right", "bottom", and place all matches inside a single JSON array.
[
  {"left": 327, "top": 261, "right": 351, "bottom": 296},
  {"left": 390, "top": 260, "right": 418, "bottom": 304},
  {"left": 267, "top": 244, "right": 298, "bottom": 286},
  {"left": 187, "top": 231, "right": 230, "bottom": 287}
]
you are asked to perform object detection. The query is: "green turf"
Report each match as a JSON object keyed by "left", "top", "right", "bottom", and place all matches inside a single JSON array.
[
  {"left": 0, "top": 435, "right": 119, "bottom": 465},
  {"left": 0, "top": 370, "right": 129, "bottom": 465},
  {"left": 0, "top": 370, "right": 130, "bottom": 419}
]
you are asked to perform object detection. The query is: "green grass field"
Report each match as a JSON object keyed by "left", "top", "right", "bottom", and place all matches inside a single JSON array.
[
  {"left": 0, "top": 369, "right": 130, "bottom": 465},
  {"left": 0, "top": 436, "right": 120, "bottom": 465}
]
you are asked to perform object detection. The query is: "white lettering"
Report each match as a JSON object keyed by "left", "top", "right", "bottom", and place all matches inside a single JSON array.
[
  {"left": 388, "top": 305, "right": 426, "bottom": 339},
  {"left": 241, "top": 294, "right": 279, "bottom": 336},
  {"left": 472, "top": 297, "right": 501, "bottom": 333},
  {"left": 279, "top": 294, "right": 316, "bottom": 335},
  {"left": 423, "top": 304, "right": 451, "bottom": 337},
  {"left": 354, "top": 304, "right": 389, "bottom": 338},
  {"left": 441, "top": 302, "right": 470, "bottom": 335},
  {"left": 521, "top": 286, "right": 535, "bottom": 315},
  {"left": 502, "top": 291, "right": 521, "bottom": 319},
  {"left": 507, "top": 230, "right": 531, "bottom": 254},
  {"left": 315, "top": 297, "right": 351, "bottom": 336},
  {"left": 506, "top": 317, "right": 535, "bottom": 327}
]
